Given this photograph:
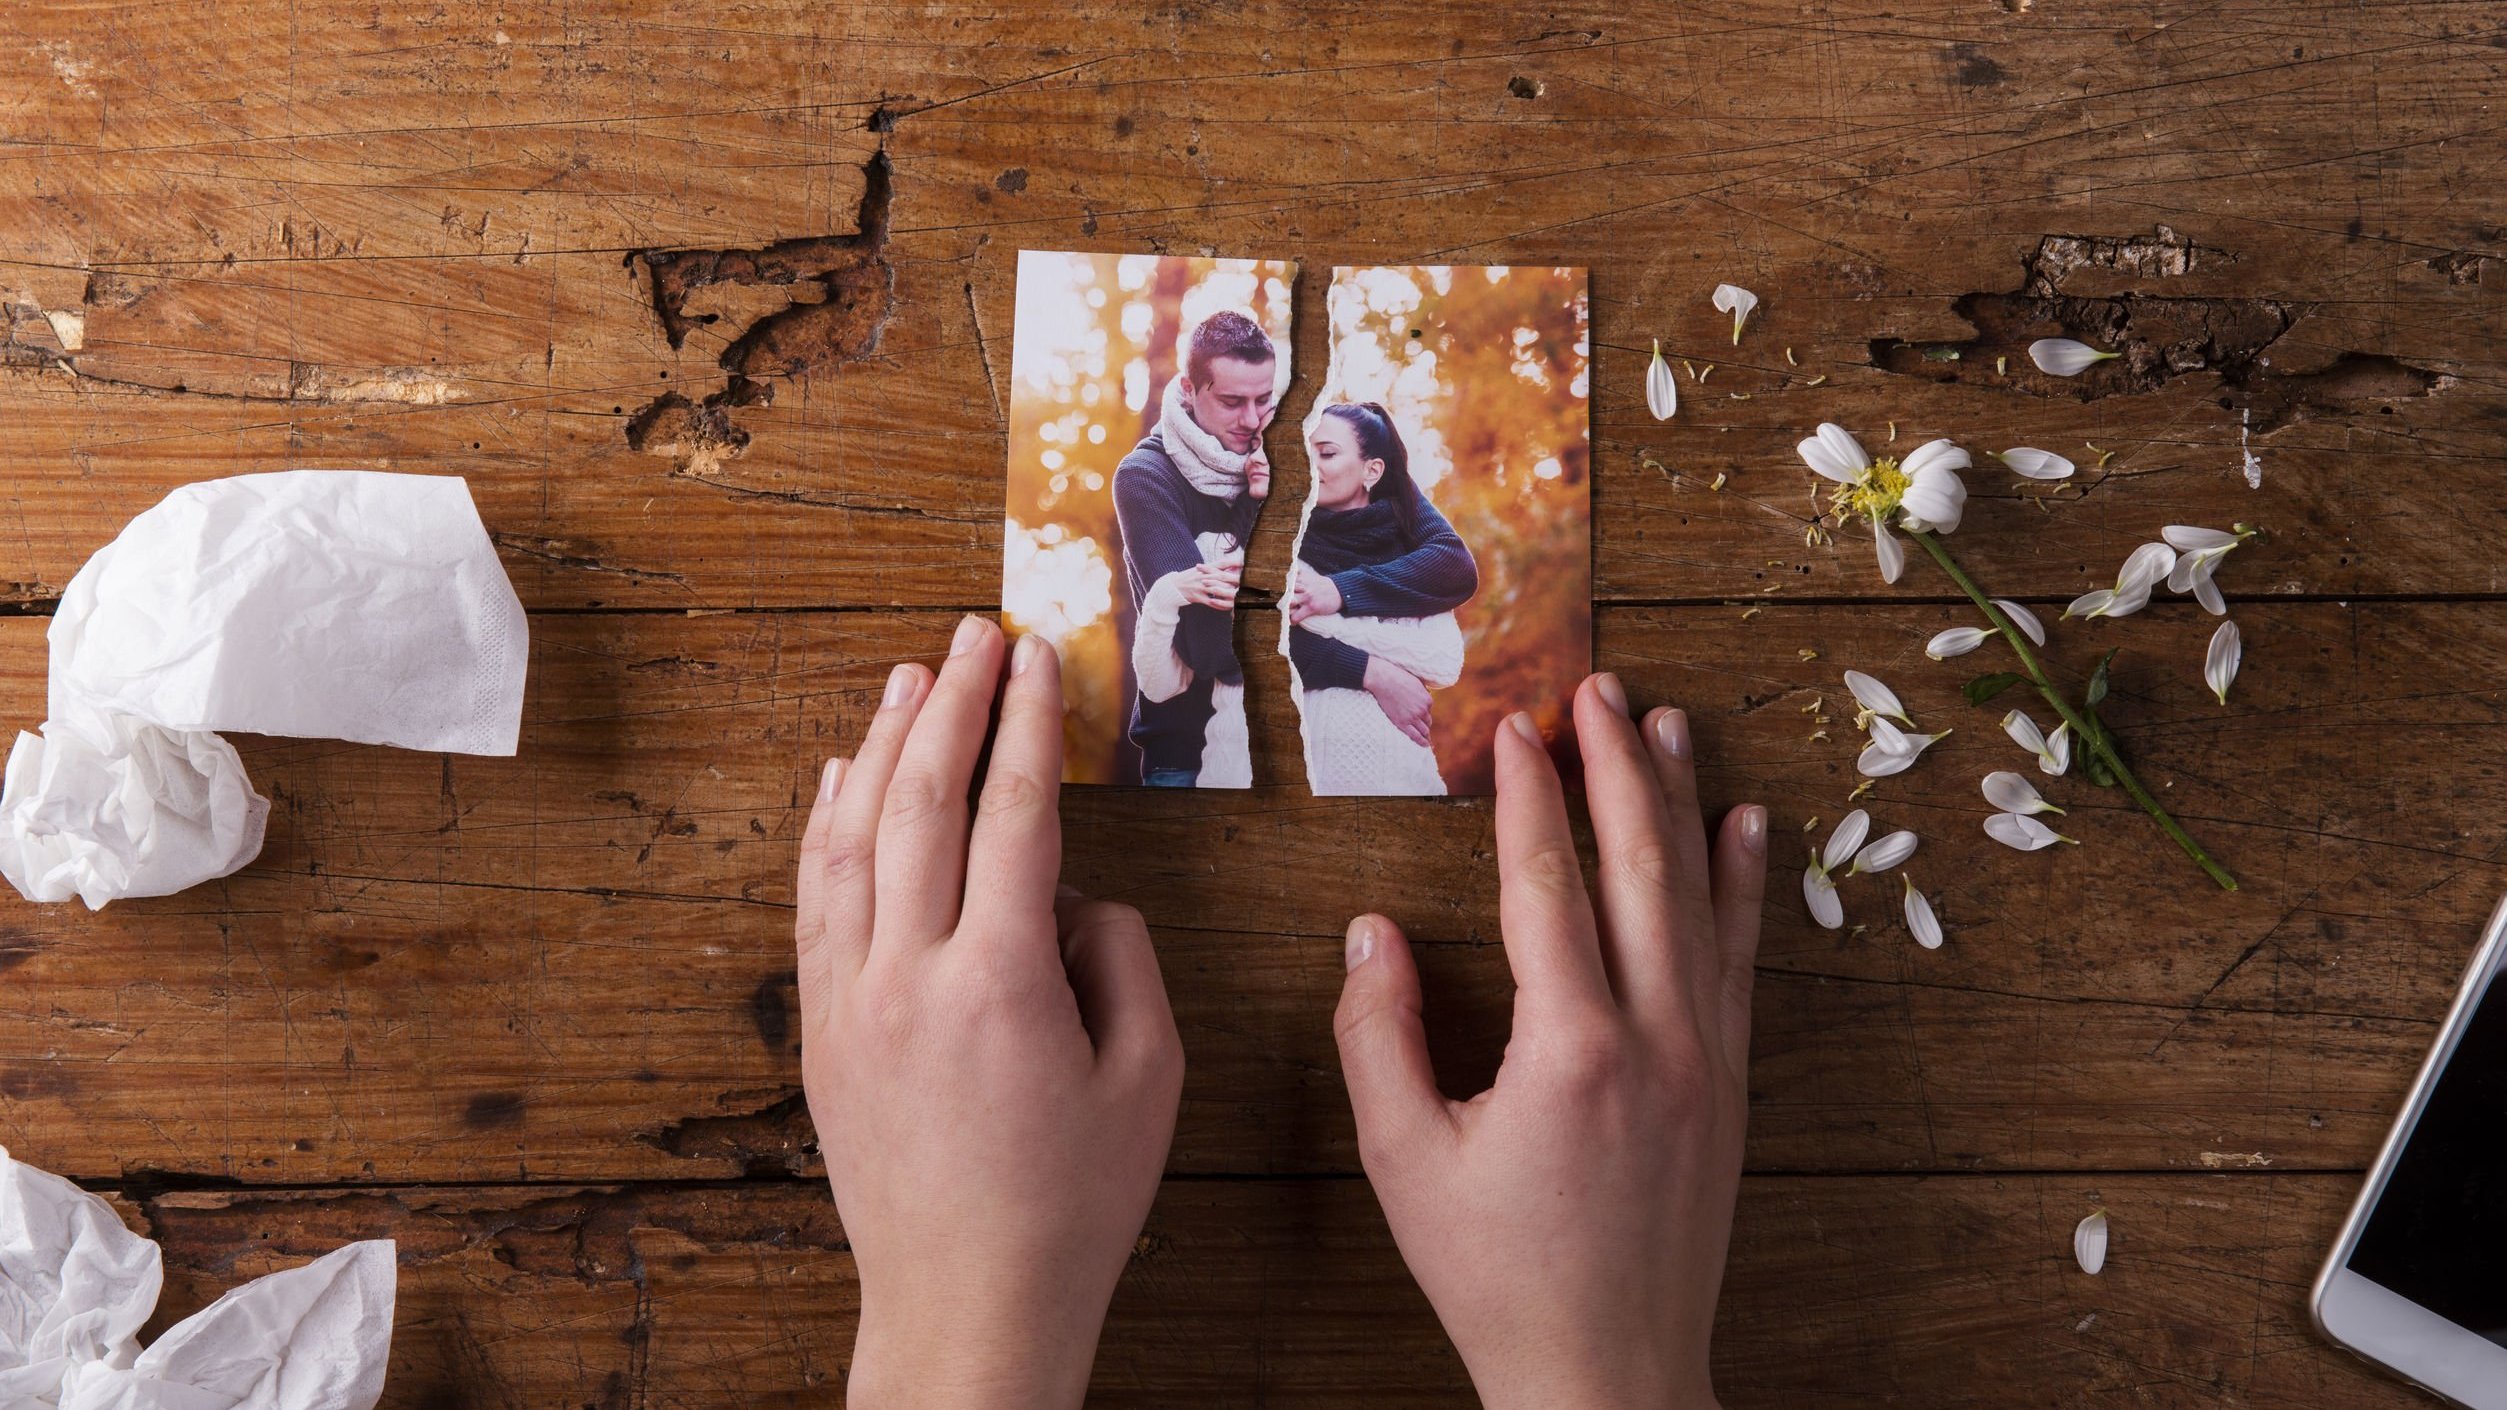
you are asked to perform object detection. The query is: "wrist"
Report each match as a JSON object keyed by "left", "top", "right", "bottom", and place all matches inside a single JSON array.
[{"left": 848, "top": 1284, "right": 1101, "bottom": 1410}]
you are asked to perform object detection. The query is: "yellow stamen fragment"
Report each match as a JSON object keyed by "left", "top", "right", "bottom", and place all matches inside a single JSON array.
[
  {"left": 1798, "top": 648, "right": 1820, "bottom": 661},
  {"left": 1804, "top": 374, "right": 1828, "bottom": 387},
  {"left": 1785, "top": 346, "right": 1800, "bottom": 366},
  {"left": 1710, "top": 471, "right": 1728, "bottom": 490}
]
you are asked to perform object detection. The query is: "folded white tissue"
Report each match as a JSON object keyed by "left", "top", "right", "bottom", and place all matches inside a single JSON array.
[
  {"left": 0, "top": 1146, "right": 396, "bottom": 1410},
  {"left": 0, "top": 472, "right": 529, "bottom": 909}
]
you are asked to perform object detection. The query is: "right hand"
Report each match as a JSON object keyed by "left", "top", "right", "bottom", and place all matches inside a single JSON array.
[
  {"left": 1362, "top": 656, "right": 1433, "bottom": 746},
  {"left": 1170, "top": 557, "right": 1242, "bottom": 611},
  {"left": 1333, "top": 675, "right": 1770, "bottom": 1410}
]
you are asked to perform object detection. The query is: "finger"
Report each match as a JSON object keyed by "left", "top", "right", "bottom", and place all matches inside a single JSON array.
[
  {"left": 873, "top": 615, "right": 1007, "bottom": 946},
  {"left": 1058, "top": 895, "right": 1183, "bottom": 1078},
  {"left": 964, "top": 633, "right": 1066, "bottom": 942},
  {"left": 1493, "top": 711, "right": 1612, "bottom": 1012},
  {"left": 1639, "top": 703, "right": 1721, "bottom": 1025},
  {"left": 819, "top": 660, "right": 935, "bottom": 976},
  {"left": 795, "top": 756, "right": 849, "bottom": 998},
  {"left": 1574, "top": 676, "right": 1691, "bottom": 1011},
  {"left": 1334, "top": 913, "right": 1456, "bottom": 1162},
  {"left": 1707, "top": 804, "right": 1769, "bottom": 1071}
]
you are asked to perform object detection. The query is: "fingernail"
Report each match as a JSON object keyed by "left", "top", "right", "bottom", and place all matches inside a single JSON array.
[
  {"left": 816, "top": 757, "right": 845, "bottom": 804},
  {"left": 1012, "top": 631, "right": 1048, "bottom": 677},
  {"left": 1594, "top": 672, "right": 1629, "bottom": 717},
  {"left": 1506, "top": 711, "right": 1543, "bottom": 745},
  {"left": 1056, "top": 883, "right": 1081, "bottom": 900},
  {"left": 949, "top": 614, "right": 987, "bottom": 657},
  {"left": 1344, "top": 916, "right": 1376, "bottom": 970},
  {"left": 1654, "top": 707, "right": 1691, "bottom": 760},
  {"left": 883, "top": 663, "right": 917, "bottom": 708},
  {"left": 1740, "top": 805, "right": 1767, "bottom": 854}
]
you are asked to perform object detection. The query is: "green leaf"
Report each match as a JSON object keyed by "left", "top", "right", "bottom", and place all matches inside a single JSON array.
[
  {"left": 2085, "top": 648, "right": 2120, "bottom": 708},
  {"left": 1963, "top": 672, "right": 2026, "bottom": 706}
]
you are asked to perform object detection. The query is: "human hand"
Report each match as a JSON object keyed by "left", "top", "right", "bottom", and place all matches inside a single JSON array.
[
  {"left": 1333, "top": 674, "right": 1769, "bottom": 1410},
  {"left": 1172, "top": 559, "right": 1242, "bottom": 611},
  {"left": 1362, "top": 655, "right": 1433, "bottom": 747},
  {"left": 1287, "top": 565, "right": 1344, "bottom": 624},
  {"left": 797, "top": 616, "right": 1185, "bottom": 1410}
]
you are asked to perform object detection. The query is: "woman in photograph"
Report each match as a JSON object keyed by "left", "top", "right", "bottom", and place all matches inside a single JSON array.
[{"left": 1284, "top": 402, "right": 1480, "bottom": 795}]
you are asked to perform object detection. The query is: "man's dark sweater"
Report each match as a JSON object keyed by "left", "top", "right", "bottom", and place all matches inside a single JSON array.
[
  {"left": 1113, "top": 432, "right": 1262, "bottom": 778},
  {"left": 1287, "top": 489, "right": 1479, "bottom": 691}
]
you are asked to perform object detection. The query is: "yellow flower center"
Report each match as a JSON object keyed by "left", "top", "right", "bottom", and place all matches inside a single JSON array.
[{"left": 1830, "top": 456, "right": 1909, "bottom": 522}]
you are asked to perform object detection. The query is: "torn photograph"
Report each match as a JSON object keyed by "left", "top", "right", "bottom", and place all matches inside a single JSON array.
[
  {"left": 1280, "top": 265, "right": 1591, "bottom": 797},
  {"left": 1000, "top": 250, "right": 1296, "bottom": 787}
]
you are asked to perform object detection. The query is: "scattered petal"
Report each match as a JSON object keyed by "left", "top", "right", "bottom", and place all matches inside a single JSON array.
[
  {"left": 2192, "top": 573, "right": 2226, "bottom": 617},
  {"left": 1992, "top": 598, "right": 2046, "bottom": 646},
  {"left": 1848, "top": 829, "right": 1918, "bottom": 875},
  {"left": 1803, "top": 865, "right": 1844, "bottom": 929},
  {"left": 2068, "top": 543, "right": 2179, "bottom": 620},
  {"left": 1843, "top": 670, "right": 1912, "bottom": 728},
  {"left": 1858, "top": 723, "right": 1946, "bottom": 777},
  {"left": 2064, "top": 588, "right": 2116, "bottom": 621},
  {"left": 1982, "top": 770, "right": 2063, "bottom": 816},
  {"left": 1903, "top": 876, "right": 1943, "bottom": 949},
  {"left": 1984, "top": 812, "right": 2076, "bottom": 851},
  {"left": 2002, "top": 709, "right": 2047, "bottom": 755},
  {"left": 1822, "top": 808, "right": 1872, "bottom": 873},
  {"left": 1712, "top": 283, "right": 1759, "bottom": 344},
  {"left": 2163, "top": 524, "right": 2249, "bottom": 616},
  {"left": 1647, "top": 340, "right": 1678, "bottom": 421},
  {"left": 2074, "top": 1210, "right": 2109, "bottom": 1275},
  {"left": 2206, "top": 619, "right": 2242, "bottom": 705},
  {"left": 2030, "top": 338, "right": 2120, "bottom": 376},
  {"left": 1997, "top": 447, "right": 2076, "bottom": 480},
  {"left": 1874, "top": 518, "right": 1907, "bottom": 583},
  {"left": 2042, "top": 722, "right": 2072, "bottom": 777},
  {"left": 1927, "top": 627, "right": 1989, "bottom": 659},
  {"left": 2002, "top": 710, "right": 2071, "bottom": 776},
  {"left": 2161, "top": 525, "right": 2240, "bottom": 554}
]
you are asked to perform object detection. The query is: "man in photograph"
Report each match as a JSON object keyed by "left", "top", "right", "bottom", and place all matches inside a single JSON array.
[{"left": 1113, "top": 311, "right": 1278, "bottom": 787}]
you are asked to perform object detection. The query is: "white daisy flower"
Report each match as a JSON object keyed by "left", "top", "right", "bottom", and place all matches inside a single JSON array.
[
  {"left": 2030, "top": 338, "right": 2120, "bottom": 376},
  {"left": 1902, "top": 875, "right": 1942, "bottom": 949},
  {"left": 2065, "top": 541, "right": 2178, "bottom": 620},
  {"left": 1797, "top": 423, "right": 1970, "bottom": 584},
  {"left": 2162, "top": 523, "right": 2255, "bottom": 616},
  {"left": 2206, "top": 619, "right": 2242, "bottom": 705},
  {"left": 1712, "top": 283, "right": 1759, "bottom": 344},
  {"left": 1982, "top": 770, "right": 2063, "bottom": 816},
  {"left": 2001, "top": 709, "right": 2071, "bottom": 776},
  {"left": 1647, "top": 339, "right": 1677, "bottom": 420},
  {"left": 1984, "top": 811, "right": 2078, "bottom": 851}
]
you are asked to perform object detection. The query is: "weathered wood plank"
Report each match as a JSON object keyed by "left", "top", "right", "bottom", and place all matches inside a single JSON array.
[
  {"left": 4, "top": 3, "right": 2505, "bottom": 607},
  {"left": 0, "top": 601, "right": 2490, "bottom": 1181},
  {"left": 115, "top": 1173, "right": 2410, "bottom": 1409}
]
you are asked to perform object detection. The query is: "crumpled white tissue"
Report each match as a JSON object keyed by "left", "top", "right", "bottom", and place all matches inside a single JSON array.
[
  {"left": 0, "top": 471, "right": 528, "bottom": 909},
  {"left": 0, "top": 1146, "right": 395, "bottom": 1410}
]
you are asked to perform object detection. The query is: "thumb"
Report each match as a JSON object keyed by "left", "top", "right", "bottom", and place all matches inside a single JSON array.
[{"left": 1333, "top": 914, "right": 1451, "bottom": 1160}]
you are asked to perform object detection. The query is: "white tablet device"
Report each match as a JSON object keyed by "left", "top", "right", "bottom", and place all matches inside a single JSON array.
[{"left": 2312, "top": 893, "right": 2507, "bottom": 1407}]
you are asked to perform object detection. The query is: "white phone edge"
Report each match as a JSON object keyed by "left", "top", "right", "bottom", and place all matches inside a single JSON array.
[{"left": 2309, "top": 890, "right": 2507, "bottom": 1409}]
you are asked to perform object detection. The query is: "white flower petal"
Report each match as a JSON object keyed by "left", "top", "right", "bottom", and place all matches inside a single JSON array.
[
  {"left": 1647, "top": 340, "right": 1678, "bottom": 421},
  {"left": 2161, "top": 525, "right": 2239, "bottom": 554},
  {"left": 2118, "top": 542, "right": 2179, "bottom": 594},
  {"left": 2001, "top": 709, "right": 2048, "bottom": 756},
  {"left": 1814, "top": 423, "right": 1869, "bottom": 477},
  {"left": 1897, "top": 465, "right": 1968, "bottom": 535},
  {"left": 2064, "top": 588, "right": 2115, "bottom": 620},
  {"left": 1903, "top": 876, "right": 1942, "bottom": 950},
  {"left": 2103, "top": 579, "right": 2157, "bottom": 618},
  {"left": 1982, "top": 770, "right": 2061, "bottom": 816},
  {"left": 1843, "top": 670, "right": 1911, "bottom": 727},
  {"left": 2042, "top": 722, "right": 2072, "bottom": 777},
  {"left": 1858, "top": 737, "right": 1919, "bottom": 778},
  {"left": 1804, "top": 867, "right": 1845, "bottom": 929},
  {"left": 1992, "top": 599, "right": 2045, "bottom": 646},
  {"left": 1926, "top": 627, "right": 1989, "bottom": 660},
  {"left": 2074, "top": 1210, "right": 2108, "bottom": 1275},
  {"left": 1874, "top": 518, "right": 1906, "bottom": 583},
  {"left": 1712, "top": 283, "right": 1759, "bottom": 344},
  {"left": 2029, "top": 338, "right": 2119, "bottom": 377},
  {"left": 1897, "top": 438, "right": 1972, "bottom": 480},
  {"left": 1984, "top": 812, "right": 2074, "bottom": 851},
  {"left": 1849, "top": 829, "right": 1918, "bottom": 875},
  {"left": 1996, "top": 447, "right": 2076, "bottom": 480},
  {"left": 1823, "top": 808, "right": 1872, "bottom": 872},
  {"left": 2206, "top": 619, "right": 2242, "bottom": 705},
  {"left": 2193, "top": 571, "right": 2226, "bottom": 617}
]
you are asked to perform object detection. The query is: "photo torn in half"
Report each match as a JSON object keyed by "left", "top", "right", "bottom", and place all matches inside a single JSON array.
[
  {"left": 1279, "top": 265, "right": 1591, "bottom": 797},
  {"left": 1001, "top": 251, "right": 1296, "bottom": 787}
]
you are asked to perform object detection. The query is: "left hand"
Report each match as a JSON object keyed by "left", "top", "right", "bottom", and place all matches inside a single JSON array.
[
  {"left": 797, "top": 616, "right": 1185, "bottom": 1410},
  {"left": 1287, "top": 564, "right": 1344, "bottom": 624}
]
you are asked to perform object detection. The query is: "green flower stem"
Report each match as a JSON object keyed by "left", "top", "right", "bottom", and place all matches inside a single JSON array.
[{"left": 1907, "top": 528, "right": 2237, "bottom": 892}]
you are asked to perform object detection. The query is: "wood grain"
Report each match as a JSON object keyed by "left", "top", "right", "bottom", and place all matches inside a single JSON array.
[{"left": 6, "top": 0, "right": 2501, "bottom": 1402}]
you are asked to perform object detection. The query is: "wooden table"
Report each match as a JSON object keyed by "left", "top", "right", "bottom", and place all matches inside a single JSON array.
[{"left": 2, "top": 3, "right": 2496, "bottom": 1403}]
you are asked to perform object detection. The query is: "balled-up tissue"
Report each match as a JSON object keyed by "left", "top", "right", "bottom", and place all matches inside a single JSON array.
[
  {"left": 0, "top": 472, "right": 529, "bottom": 909},
  {"left": 0, "top": 1146, "right": 397, "bottom": 1410}
]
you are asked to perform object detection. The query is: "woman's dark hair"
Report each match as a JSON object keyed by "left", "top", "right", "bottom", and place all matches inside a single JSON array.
[{"left": 1319, "top": 401, "right": 1422, "bottom": 542}]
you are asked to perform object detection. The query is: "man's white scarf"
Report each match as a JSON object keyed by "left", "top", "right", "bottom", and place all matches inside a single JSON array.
[{"left": 1159, "top": 373, "right": 1257, "bottom": 499}]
